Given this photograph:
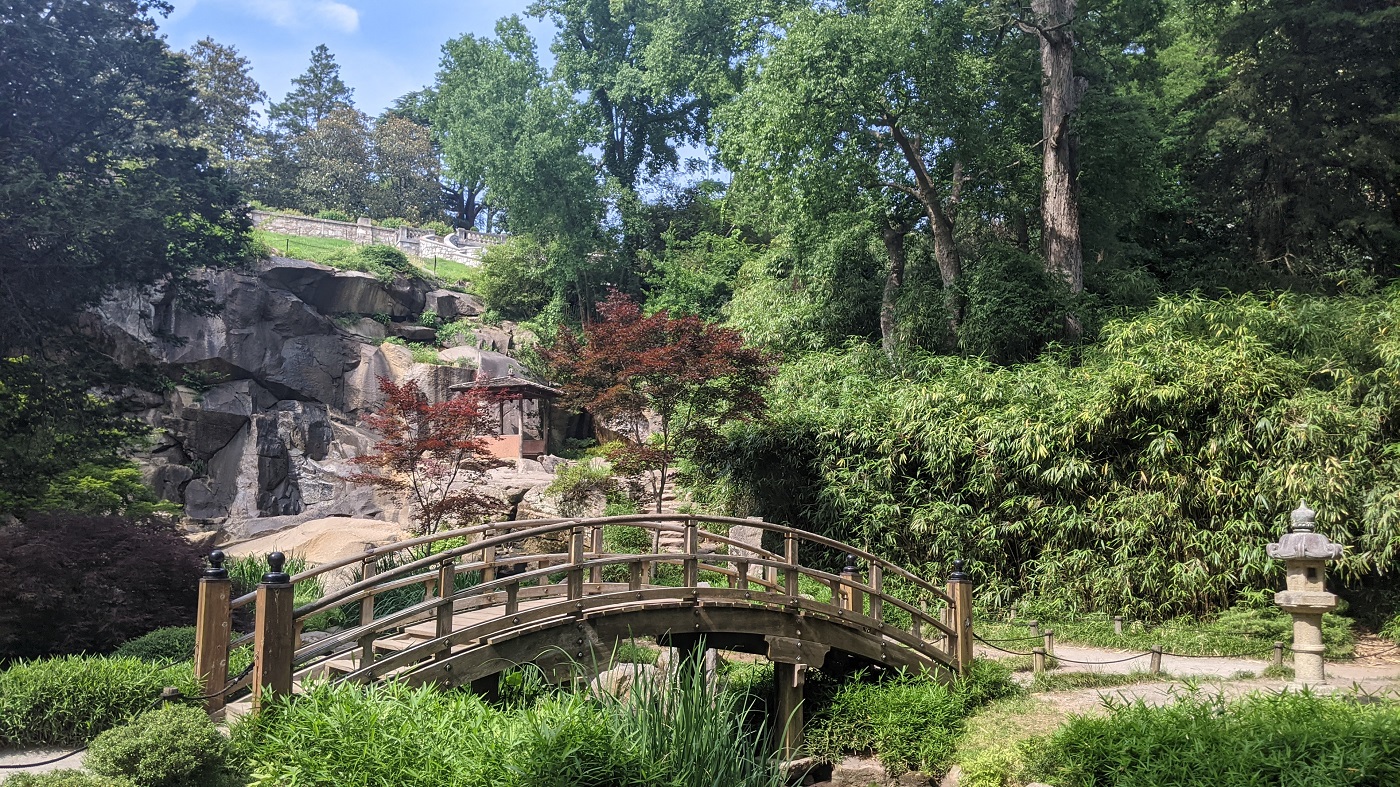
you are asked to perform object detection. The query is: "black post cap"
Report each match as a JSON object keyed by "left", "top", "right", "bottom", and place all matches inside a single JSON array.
[
  {"left": 262, "top": 551, "right": 291, "bottom": 584},
  {"left": 949, "top": 558, "right": 969, "bottom": 581},
  {"left": 204, "top": 550, "right": 228, "bottom": 580},
  {"left": 842, "top": 553, "right": 859, "bottom": 574}
]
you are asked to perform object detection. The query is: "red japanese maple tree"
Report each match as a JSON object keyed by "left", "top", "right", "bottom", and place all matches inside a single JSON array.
[
  {"left": 349, "top": 377, "right": 506, "bottom": 535},
  {"left": 542, "top": 290, "right": 774, "bottom": 512}
]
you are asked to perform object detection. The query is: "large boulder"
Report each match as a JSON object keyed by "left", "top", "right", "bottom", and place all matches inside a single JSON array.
[
  {"left": 425, "top": 289, "right": 483, "bottom": 320},
  {"left": 389, "top": 322, "right": 438, "bottom": 343},
  {"left": 259, "top": 257, "right": 426, "bottom": 317}
]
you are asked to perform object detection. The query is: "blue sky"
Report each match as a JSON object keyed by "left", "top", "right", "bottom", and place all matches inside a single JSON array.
[{"left": 160, "top": 0, "right": 553, "bottom": 117}]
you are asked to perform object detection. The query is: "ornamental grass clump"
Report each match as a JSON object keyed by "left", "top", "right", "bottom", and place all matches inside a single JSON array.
[
  {"left": 231, "top": 656, "right": 785, "bottom": 787},
  {"left": 0, "top": 656, "right": 197, "bottom": 747}
]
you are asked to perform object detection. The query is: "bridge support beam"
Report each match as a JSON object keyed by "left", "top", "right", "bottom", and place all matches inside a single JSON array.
[{"left": 774, "top": 661, "right": 805, "bottom": 760}]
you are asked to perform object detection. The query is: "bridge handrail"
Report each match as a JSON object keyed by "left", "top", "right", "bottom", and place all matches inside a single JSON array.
[
  {"left": 229, "top": 514, "right": 951, "bottom": 611},
  {"left": 283, "top": 548, "right": 955, "bottom": 670}
]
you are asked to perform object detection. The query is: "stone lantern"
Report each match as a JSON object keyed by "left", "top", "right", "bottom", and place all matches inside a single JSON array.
[{"left": 1266, "top": 502, "right": 1344, "bottom": 684}]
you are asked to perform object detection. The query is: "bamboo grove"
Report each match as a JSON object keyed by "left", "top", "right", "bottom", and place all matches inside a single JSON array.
[{"left": 693, "top": 288, "right": 1400, "bottom": 619}]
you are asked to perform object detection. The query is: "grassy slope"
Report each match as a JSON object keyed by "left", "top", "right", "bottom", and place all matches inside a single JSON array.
[{"left": 254, "top": 230, "right": 477, "bottom": 294}]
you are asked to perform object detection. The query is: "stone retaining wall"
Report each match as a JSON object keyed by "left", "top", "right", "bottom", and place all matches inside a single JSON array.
[{"left": 251, "top": 210, "right": 506, "bottom": 267}]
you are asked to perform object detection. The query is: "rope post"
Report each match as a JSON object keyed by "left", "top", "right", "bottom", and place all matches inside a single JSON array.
[
  {"left": 252, "top": 552, "right": 295, "bottom": 712},
  {"left": 1044, "top": 629, "right": 1056, "bottom": 656},
  {"left": 1150, "top": 645, "right": 1163, "bottom": 675},
  {"left": 359, "top": 546, "right": 378, "bottom": 626},
  {"left": 1028, "top": 619, "right": 1040, "bottom": 640},
  {"left": 947, "top": 559, "right": 974, "bottom": 676},
  {"left": 1032, "top": 647, "right": 1046, "bottom": 674},
  {"left": 568, "top": 525, "right": 586, "bottom": 600},
  {"left": 1114, "top": 615, "right": 1124, "bottom": 636},
  {"left": 193, "top": 550, "right": 232, "bottom": 715},
  {"left": 1272, "top": 641, "right": 1284, "bottom": 668}
]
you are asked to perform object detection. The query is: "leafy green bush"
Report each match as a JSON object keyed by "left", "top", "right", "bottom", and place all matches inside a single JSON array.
[
  {"left": 603, "top": 524, "right": 652, "bottom": 553},
  {"left": 805, "top": 661, "right": 1018, "bottom": 777},
  {"left": 112, "top": 627, "right": 196, "bottom": 664},
  {"left": 314, "top": 209, "right": 352, "bottom": 222},
  {"left": 407, "top": 342, "right": 439, "bottom": 364},
  {"left": 477, "top": 237, "right": 553, "bottom": 320},
  {"left": 38, "top": 462, "right": 181, "bottom": 520},
  {"left": 87, "top": 705, "right": 233, "bottom": 787},
  {"left": 546, "top": 463, "right": 621, "bottom": 517},
  {"left": 436, "top": 318, "right": 475, "bottom": 346},
  {"left": 424, "top": 220, "right": 453, "bottom": 236},
  {"left": 703, "top": 289, "right": 1400, "bottom": 617},
  {"left": 1023, "top": 690, "right": 1400, "bottom": 787},
  {"left": 0, "top": 772, "right": 133, "bottom": 787},
  {"left": 324, "top": 245, "right": 421, "bottom": 283},
  {"left": 0, "top": 656, "right": 198, "bottom": 746}
]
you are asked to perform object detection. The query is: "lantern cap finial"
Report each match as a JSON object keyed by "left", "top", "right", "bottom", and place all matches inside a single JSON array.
[{"left": 1291, "top": 501, "right": 1316, "bottom": 533}]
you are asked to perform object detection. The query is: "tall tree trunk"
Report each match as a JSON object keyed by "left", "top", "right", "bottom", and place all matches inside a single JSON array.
[
  {"left": 879, "top": 223, "right": 909, "bottom": 359},
  {"left": 1027, "top": 0, "right": 1087, "bottom": 299},
  {"left": 887, "top": 122, "right": 964, "bottom": 328}
]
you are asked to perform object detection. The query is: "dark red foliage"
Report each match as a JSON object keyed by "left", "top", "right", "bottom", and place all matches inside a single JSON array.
[
  {"left": 349, "top": 377, "right": 507, "bottom": 535},
  {"left": 541, "top": 290, "right": 775, "bottom": 510},
  {"left": 0, "top": 512, "right": 204, "bottom": 660}
]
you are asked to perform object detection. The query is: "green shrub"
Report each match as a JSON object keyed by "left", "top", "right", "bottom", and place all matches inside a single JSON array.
[
  {"left": 477, "top": 237, "right": 552, "bottom": 320},
  {"left": 381, "top": 335, "right": 406, "bottom": 346},
  {"left": 424, "top": 220, "right": 453, "bottom": 236},
  {"left": 546, "top": 463, "right": 620, "bottom": 517},
  {"left": 1023, "top": 690, "right": 1400, "bottom": 787},
  {"left": 38, "top": 462, "right": 181, "bottom": 521},
  {"left": 0, "top": 656, "right": 198, "bottom": 746},
  {"left": 805, "top": 661, "right": 1018, "bottom": 777},
  {"left": 378, "top": 217, "right": 408, "bottom": 228},
  {"left": 603, "top": 524, "right": 652, "bottom": 553},
  {"left": 314, "top": 209, "right": 352, "bottom": 222},
  {"left": 0, "top": 772, "right": 134, "bottom": 787},
  {"left": 324, "top": 245, "right": 421, "bottom": 283},
  {"left": 407, "top": 342, "right": 439, "bottom": 364},
  {"left": 112, "top": 627, "right": 196, "bottom": 664},
  {"left": 87, "top": 705, "right": 233, "bottom": 787},
  {"left": 436, "top": 318, "right": 474, "bottom": 346}
]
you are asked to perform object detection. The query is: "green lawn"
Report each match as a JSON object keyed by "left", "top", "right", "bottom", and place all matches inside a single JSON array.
[
  {"left": 255, "top": 230, "right": 356, "bottom": 265},
  {"left": 255, "top": 230, "right": 477, "bottom": 293}
]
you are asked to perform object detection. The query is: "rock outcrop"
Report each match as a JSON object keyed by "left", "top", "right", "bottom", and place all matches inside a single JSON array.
[{"left": 90, "top": 257, "right": 494, "bottom": 539}]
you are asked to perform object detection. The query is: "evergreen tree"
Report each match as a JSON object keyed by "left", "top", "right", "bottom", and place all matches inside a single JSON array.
[
  {"left": 183, "top": 37, "right": 266, "bottom": 166},
  {"left": 269, "top": 44, "right": 354, "bottom": 138}
]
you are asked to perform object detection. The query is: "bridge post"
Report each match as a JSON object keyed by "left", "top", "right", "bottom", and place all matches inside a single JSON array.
[
  {"left": 947, "top": 559, "right": 974, "bottom": 675},
  {"left": 252, "top": 552, "right": 295, "bottom": 711},
  {"left": 683, "top": 518, "right": 699, "bottom": 588},
  {"left": 568, "top": 525, "right": 585, "bottom": 600},
  {"left": 840, "top": 556, "right": 863, "bottom": 614},
  {"left": 193, "top": 550, "right": 232, "bottom": 715},
  {"left": 869, "top": 563, "right": 883, "bottom": 622}
]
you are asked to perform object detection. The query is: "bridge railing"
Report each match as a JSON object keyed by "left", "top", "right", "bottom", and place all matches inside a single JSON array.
[{"left": 192, "top": 514, "right": 973, "bottom": 713}]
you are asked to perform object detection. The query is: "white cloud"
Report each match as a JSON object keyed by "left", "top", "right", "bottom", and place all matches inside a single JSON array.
[{"left": 242, "top": 0, "right": 360, "bottom": 33}]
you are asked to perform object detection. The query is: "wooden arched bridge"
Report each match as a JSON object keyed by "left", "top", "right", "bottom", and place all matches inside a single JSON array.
[{"left": 193, "top": 515, "right": 973, "bottom": 754}]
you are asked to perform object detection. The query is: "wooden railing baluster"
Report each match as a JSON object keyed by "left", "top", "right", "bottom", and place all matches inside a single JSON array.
[
  {"left": 589, "top": 524, "right": 604, "bottom": 584},
  {"left": 869, "top": 564, "right": 883, "bottom": 622},
  {"left": 683, "top": 518, "right": 699, "bottom": 588},
  {"left": 784, "top": 534, "right": 798, "bottom": 598},
  {"left": 568, "top": 525, "right": 585, "bottom": 600},
  {"left": 435, "top": 558, "right": 455, "bottom": 661}
]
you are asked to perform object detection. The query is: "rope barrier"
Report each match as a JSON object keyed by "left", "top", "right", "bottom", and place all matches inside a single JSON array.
[
  {"left": 972, "top": 634, "right": 1036, "bottom": 657},
  {"left": 973, "top": 633, "right": 1046, "bottom": 644},
  {"left": 0, "top": 691, "right": 170, "bottom": 770}
]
